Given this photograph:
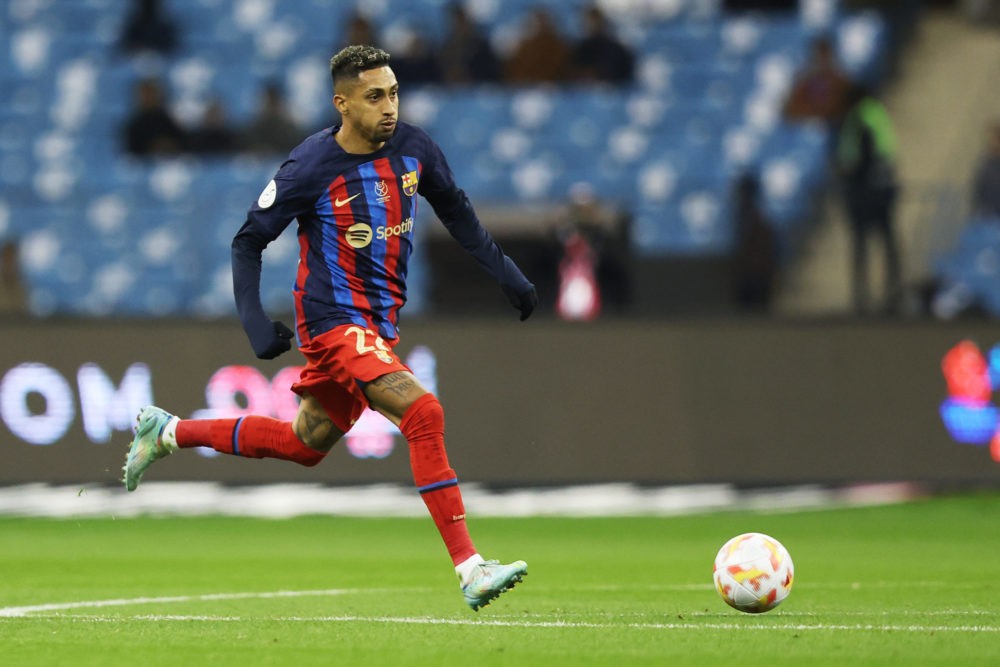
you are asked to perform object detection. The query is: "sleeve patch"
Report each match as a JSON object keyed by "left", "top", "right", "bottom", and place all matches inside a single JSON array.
[{"left": 257, "top": 179, "right": 277, "bottom": 208}]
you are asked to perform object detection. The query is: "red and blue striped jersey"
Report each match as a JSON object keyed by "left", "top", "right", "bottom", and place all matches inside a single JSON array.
[{"left": 232, "top": 121, "right": 529, "bottom": 344}]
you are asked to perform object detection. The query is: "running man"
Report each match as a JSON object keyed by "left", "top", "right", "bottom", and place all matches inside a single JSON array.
[{"left": 123, "top": 45, "right": 537, "bottom": 611}]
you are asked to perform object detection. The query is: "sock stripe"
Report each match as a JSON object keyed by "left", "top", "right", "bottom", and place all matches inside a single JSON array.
[
  {"left": 418, "top": 477, "right": 458, "bottom": 495},
  {"left": 232, "top": 417, "right": 244, "bottom": 456}
]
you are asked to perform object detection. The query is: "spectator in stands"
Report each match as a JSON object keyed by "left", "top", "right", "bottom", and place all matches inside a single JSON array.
[
  {"left": 390, "top": 31, "right": 443, "bottom": 87},
  {"left": 552, "top": 182, "right": 632, "bottom": 315},
  {"left": 570, "top": 5, "right": 635, "bottom": 84},
  {"left": 970, "top": 121, "right": 1000, "bottom": 219},
  {"left": 0, "top": 240, "right": 26, "bottom": 314},
  {"left": 730, "top": 172, "right": 778, "bottom": 312},
  {"left": 504, "top": 7, "right": 572, "bottom": 84},
  {"left": 439, "top": 3, "right": 502, "bottom": 84},
  {"left": 340, "top": 12, "right": 380, "bottom": 50},
  {"left": 122, "top": 78, "right": 186, "bottom": 157},
  {"left": 836, "top": 84, "right": 902, "bottom": 315},
  {"left": 187, "top": 99, "right": 239, "bottom": 155},
  {"left": 241, "top": 82, "right": 303, "bottom": 155},
  {"left": 118, "top": 0, "right": 179, "bottom": 56},
  {"left": 783, "top": 36, "right": 853, "bottom": 127}
]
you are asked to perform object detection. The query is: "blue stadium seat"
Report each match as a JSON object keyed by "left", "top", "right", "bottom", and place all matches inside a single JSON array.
[
  {"left": 0, "top": 0, "right": 890, "bottom": 314},
  {"left": 931, "top": 217, "right": 1000, "bottom": 316},
  {"left": 633, "top": 194, "right": 733, "bottom": 257}
]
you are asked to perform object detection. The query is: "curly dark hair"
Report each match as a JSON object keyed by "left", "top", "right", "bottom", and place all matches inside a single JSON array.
[{"left": 329, "top": 44, "right": 391, "bottom": 88}]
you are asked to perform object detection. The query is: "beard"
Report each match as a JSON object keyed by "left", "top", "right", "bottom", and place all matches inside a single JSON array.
[{"left": 368, "top": 120, "right": 396, "bottom": 144}]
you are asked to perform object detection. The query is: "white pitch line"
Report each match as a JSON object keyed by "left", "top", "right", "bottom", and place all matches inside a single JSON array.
[
  {"left": 2, "top": 588, "right": 998, "bottom": 635},
  {"left": 527, "top": 609, "right": 1000, "bottom": 618},
  {"left": 568, "top": 580, "right": 988, "bottom": 591},
  {"left": 0, "top": 589, "right": 366, "bottom": 618},
  {"left": 0, "top": 579, "right": 976, "bottom": 618},
  {"left": 4, "top": 613, "right": 999, "bottom": 634}
]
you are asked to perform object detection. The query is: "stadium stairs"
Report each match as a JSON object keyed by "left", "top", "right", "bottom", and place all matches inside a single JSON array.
[{"left": 773, "top": 7, "right": 1000, "bottom": 317}]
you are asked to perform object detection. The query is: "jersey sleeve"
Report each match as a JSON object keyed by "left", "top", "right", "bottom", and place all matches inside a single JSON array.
[{"left": 231, "top": 157, "right": 315, "bottom": 331}]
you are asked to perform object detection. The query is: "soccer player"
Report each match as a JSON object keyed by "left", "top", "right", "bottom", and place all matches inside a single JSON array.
[{"left": 123, "top": 45, "right": 538, "bottom": 611}]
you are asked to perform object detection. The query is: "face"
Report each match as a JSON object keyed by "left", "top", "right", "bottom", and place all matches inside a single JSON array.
[{"left": 334, "top": 66, "right": 399, "bottom": 146}]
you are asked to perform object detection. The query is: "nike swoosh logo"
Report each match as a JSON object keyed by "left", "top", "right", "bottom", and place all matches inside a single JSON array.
[{"left": 334, "top": 193, "right": 361, "bottom": 207}]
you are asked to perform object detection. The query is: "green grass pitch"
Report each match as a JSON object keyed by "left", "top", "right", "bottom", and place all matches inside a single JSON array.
[{"left": 2, "top": 493, "right": 999, "bottom": 666}]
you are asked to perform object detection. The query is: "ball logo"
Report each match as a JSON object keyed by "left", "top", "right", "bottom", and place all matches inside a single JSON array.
[{"left": 346, "top": 223, "right": 373, "bottom": 248}]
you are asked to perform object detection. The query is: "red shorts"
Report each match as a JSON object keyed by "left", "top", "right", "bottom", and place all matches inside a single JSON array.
[{"left": 291, "top": 324, "right": 410, "bottom": 432}]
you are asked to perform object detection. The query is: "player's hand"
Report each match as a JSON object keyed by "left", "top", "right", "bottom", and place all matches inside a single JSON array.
[
  {"left": 247, "top": 319, "right": 294, "bottom": 359},
  {"left": 498, "top": 255, "right": 536, "bottom": 321},
  {"left": 503, "top": 283, "right": 538, "bottom": 321}
]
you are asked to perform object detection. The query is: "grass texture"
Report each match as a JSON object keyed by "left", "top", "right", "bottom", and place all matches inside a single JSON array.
[{"left": 1, "top": 493, "right": 999, "bottom": 666}]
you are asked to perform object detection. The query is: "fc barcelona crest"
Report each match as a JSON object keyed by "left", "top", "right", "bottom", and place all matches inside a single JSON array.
[{"left": 401, "top": 170, "right": 418, "bottom": 197}]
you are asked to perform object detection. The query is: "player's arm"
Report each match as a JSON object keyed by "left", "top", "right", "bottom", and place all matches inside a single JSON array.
[
  {"left": 419, "top": 145, "right": 538, "bottom": 321},
  {"left": 232, "top": 162, "right": 302, "bottom": 359},
  {"left": 232, "top": 217, "right": 292, "bottom": 359}
]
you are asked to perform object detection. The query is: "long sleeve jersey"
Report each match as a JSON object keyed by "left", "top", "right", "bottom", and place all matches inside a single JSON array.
[{"left": 232, "top": 121, "right": 532, "bottom": 344}]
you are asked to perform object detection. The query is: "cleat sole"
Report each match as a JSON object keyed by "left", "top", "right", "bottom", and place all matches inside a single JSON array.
[{"left": 471, "top": 571, "right": 527, "bottom": 611}]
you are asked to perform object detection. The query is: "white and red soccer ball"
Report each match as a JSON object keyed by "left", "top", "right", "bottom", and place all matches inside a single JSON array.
[{"left": 713, "top": 532, "right": 794, "bottom": 613}]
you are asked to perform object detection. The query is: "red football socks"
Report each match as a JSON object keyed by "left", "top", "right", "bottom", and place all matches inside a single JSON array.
[
  {"left": 173, "top": 396, "right": 475, "bottom": 565},
  {"left": 400, "top": 394, "right": 477, "bottom": 565},
  {"left": 176, "top": 416, "right": 325, "bottom": 467}
]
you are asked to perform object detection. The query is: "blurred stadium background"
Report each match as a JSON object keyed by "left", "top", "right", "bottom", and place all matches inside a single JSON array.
[{"left": 2, "top": 0, "right": 1000, "bottom": 508}]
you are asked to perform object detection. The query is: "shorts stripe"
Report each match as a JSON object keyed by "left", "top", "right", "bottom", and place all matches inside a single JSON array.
[{"left": 417, "top": 478, "right": 458, "bottom": 494}]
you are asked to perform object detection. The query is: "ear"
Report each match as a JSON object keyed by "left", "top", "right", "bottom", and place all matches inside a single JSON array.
[{"left": 333, "top": 93, "right": 348, "bottom": 116}]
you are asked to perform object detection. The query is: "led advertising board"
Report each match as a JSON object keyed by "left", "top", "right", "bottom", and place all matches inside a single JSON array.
[{"left": 1, "top": 320, "right": 998, "bottom": 486}]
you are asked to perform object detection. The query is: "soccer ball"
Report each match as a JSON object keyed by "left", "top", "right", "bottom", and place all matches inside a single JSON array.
[{"left": 713, "top": 532, "right": 794, "bottom": 613}]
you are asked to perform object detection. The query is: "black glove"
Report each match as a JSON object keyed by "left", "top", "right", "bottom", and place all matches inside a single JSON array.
[
  {"left": 246, "top": 319, "right": 294, "bottom": 359},
  {"left": 503, "top": 283, "right": 538, "bottom": 321},
  {"left": 497, "top": 255, "right": 537, "bottom": 321}
]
